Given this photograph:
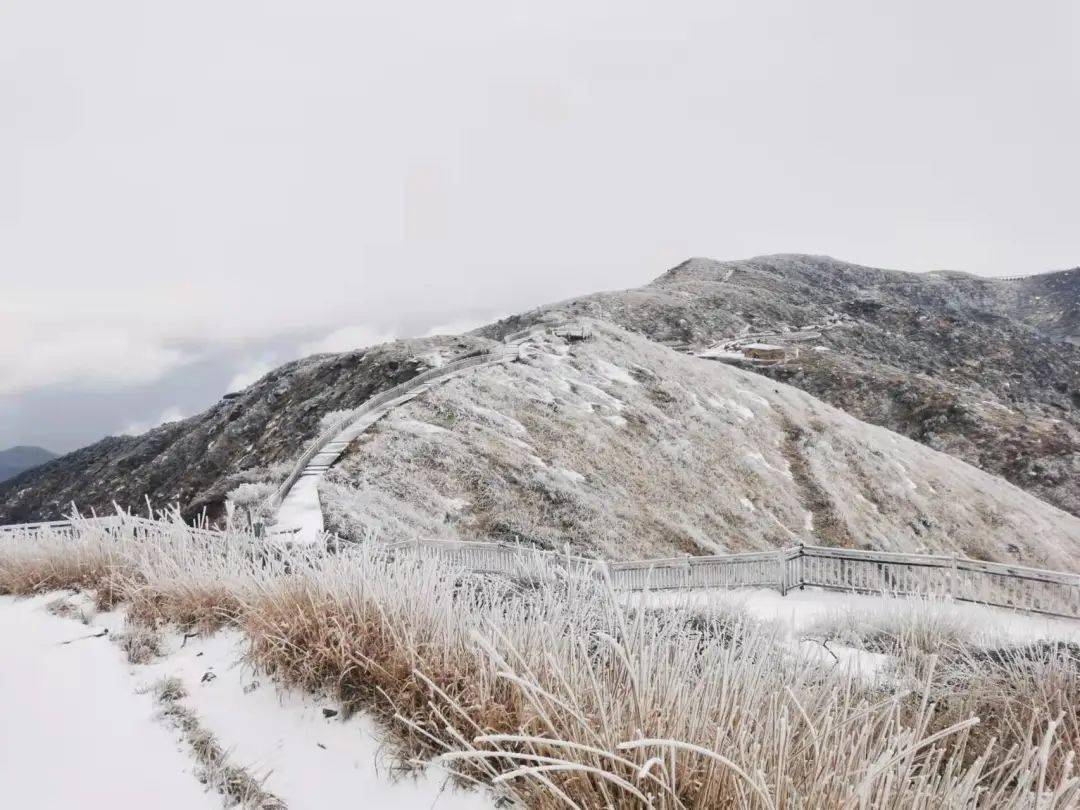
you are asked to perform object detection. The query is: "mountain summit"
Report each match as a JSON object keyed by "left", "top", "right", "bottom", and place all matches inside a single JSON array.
[
  {"left": 2, "top": 255, "right": 1078, "bottom": 570},
  {"left": 482, "top": 254, "right": 1080, "bottom": 516}
]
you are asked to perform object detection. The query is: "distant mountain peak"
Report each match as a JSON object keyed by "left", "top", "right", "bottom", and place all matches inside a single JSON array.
[{"left": 0, "top": 445, "right": 57, "bottom": 484}]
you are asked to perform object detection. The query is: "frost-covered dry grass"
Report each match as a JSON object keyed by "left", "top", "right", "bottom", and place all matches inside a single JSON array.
[
  {"left": 2, "top": 520, "right": 1078, "bottom": 808},
  {"left": 150, "top": 677, "right": 287, "bottom": 809},
  {"left": 320, "top": 320, "right": 1080, "bottom": 568}
]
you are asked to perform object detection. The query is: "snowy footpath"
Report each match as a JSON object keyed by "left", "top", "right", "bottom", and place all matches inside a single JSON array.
[
  {"left": 631, "top": 586, "right": 1080, "bottom": 642},
  {"left": 0, "top": 594, "right": 492, "bottom": 810},
  {"left": 0, "top": 595, "right": 217, "bottom": 809},
  {"left": 622, "top": 586, "right": 1080, "bottom": 679}
]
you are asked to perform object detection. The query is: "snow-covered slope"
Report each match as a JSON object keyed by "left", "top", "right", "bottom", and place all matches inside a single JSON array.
[
  {"left": 322, "top": 321, "right": 1080, "bottom": 569},
  {"left": 0, "top": 593, "right": 491, "bottom": 810},
  {"left": 0, "top": 595, "right": 217, "bottom": 809},
  {"left": 481, "top": 255, "right": 1080, "bottom": 518}
]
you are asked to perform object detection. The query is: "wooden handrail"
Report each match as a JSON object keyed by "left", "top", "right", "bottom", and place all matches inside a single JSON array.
[{"left": 3, "top": 517, "right": 1077, "bottom": 620}]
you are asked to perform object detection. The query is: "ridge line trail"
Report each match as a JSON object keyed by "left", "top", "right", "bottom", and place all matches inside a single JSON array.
[{"left": 272, "top": 330, "right": 566, "bottom": 543}]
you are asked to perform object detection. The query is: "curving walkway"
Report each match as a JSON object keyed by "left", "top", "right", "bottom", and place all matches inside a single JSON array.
[{"left": 270, "top": 344, "right": 530, "bottom": 542}]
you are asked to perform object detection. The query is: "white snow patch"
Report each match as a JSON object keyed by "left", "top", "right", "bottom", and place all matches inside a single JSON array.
[
  {"left": 131, "top": 629, "right": 491, "bottom": 810},
  {"left": 888, "top": 461, "right": 919, "bottom": 493},
  {"left": 633, "top": 588, "right": 1080, "bottom": 646},
  {"left": 744, "top": 451, "right": 790, "bottom": 478},
  {"left": 274, "top": 474, "right": 325, "bottom": 542},
  {"left": 23, "top": 597, "right": 498, "bottom": 810},
  {"left": 387, "top": 418, "right": 450, "bottom": 437},
  {"left": 569, "top": 380, "right": 625, "bottom": 411},
  {"left": 594, "top": 359, "right": 638, "bottom": 386},
  {"left": 501, "top": 435, "right": 536, "bottom": 452},
  {"left": 554, "top": 467, "right": 586, "bottom": 484},
  {"left": 725, "top": 399, "right": 756, "bottom": 420},
  {"left": 737, "top": 389, "right": 772, "bottom": 410},
  {"left": 417, "top": 350, "right": 446, "bottom": 369},
  {"left": 467, "top": 404, "right": 530, "bottom": 434},
  {"left": 0, "top": 595, "right": 218, "bottom": 810},
  {"left": 697, "top": 348, "right": 746, "bottom": 361}
]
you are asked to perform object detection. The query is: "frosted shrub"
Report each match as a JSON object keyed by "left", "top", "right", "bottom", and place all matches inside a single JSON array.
[
  {"left": 226, "top": 481, "right": 277, "bottom": 525},
  {"left": 1, "top": 518, "right": 1078, "bottom": 808},
  {"left": 318, "top": 409, "right": 356, "bottom": 432}
]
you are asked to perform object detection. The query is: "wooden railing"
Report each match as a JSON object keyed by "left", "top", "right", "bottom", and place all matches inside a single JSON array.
[
  {"left": 0, "top": 514, "right": 221, "bottom": 541},
  {"left": 378, "top": 538, "right": 603, "bottom": 582},
  {"left": 3, "top": 517, "right": 1078, "bottom": 620},
  {"left": 796, "top": 545, "right": 1080, "bottom": 618},
  {"left": 606, "top": 545, "right": 1080, "bottom": 619},
  {"left": 609, "top": 549, "right": 797, "bottom": 593},
  {"left": 266, "top": 346, "right": 521, "bottom": 512},
  {"left": 388, "top": 542, "right": 1079, "bottom": 619}
]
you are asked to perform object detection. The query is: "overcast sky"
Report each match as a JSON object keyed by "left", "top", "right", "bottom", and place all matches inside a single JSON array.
[{"left": 2, "top": 1, "right": 1079, "bottom": 452}]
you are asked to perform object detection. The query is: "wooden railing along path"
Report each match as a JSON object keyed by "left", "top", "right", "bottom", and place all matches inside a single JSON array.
[
  {"left": 266, "top": 344, "right": 523, "bottom": 515},
  {"left": 379, "top": 540, "right": 1079, "bottom": 618},
  {"left": 607, "top": 544, "right": 1080, "bottom": 619},
  {"left": 2, "top": 516, "right": 1079, "bottom": 619}
]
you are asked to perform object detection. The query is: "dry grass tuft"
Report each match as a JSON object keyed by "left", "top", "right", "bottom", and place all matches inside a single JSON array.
[
  {"left": 3, "top": 520, "right": 1079, "bottom": 808},
  {"left": 805, "top": 595, "right": 981, "bottom": 655},
  {"left": 45, "top": 594, "right": 93, "bottom": 624},
  {"left": 114, "top": 621, "right": 163, "bottom": 664},
  {"left": 151, "top": 677, "right": 286, "bottom": 809}
]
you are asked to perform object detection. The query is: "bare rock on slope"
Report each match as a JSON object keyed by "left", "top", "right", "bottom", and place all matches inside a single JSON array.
[{"left": 321, "top": 322, "right": 1080, "bottom": 570}]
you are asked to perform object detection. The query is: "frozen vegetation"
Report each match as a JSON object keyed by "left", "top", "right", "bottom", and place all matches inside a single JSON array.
[
  {"left": 2, "top": 255, "right": 1079, "bottom": 808},
  {"left": 481, "top": 255, "right": 1080, "bottom": 518},
  {"left": 321, "top": 321, "right": 1080, "bottom": 568},
  {"left": 1, "top": 519, "right": 1078, "bottom": 808}
]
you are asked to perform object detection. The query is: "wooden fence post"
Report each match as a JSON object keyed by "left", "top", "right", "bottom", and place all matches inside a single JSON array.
[
  {"left": 793, "top": 543, "right": 804, "bottom": 593},
  {"left": 778, "top": 548, "right": 787, "bottom": 596}
]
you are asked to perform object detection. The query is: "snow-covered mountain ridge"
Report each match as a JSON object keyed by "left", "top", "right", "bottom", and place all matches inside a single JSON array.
[
  {"left": 481, "top": 254, "right": 1080, "bottom": 517},
  {"left": 3, "top": 255, "right": 1078, "bottom": 569},
  {"left": 321, "top": 321, "right": 1080, "bottom": 569}
]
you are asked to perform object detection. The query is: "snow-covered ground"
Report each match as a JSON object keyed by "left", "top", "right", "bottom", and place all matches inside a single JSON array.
[
  {"left": 0, "top": 594, "right": 492, "bottom": 810},
  {"left": 0, "top": 595, "right": 217, "bottom": 809},
  {"left": 629, "top": 586, "right": 1080, "bottom": 644},
  {"left": 273, "top": 473, "right": 326, "bottom": 541},
  {"left": 622, "top": 586, "right": 1080, "bottom": 680}
]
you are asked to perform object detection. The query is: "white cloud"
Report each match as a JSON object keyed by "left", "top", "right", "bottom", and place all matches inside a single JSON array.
[
  {"left": 422, "top": 315, "right": 501, "bottom": 338},
  {"left": 298, "top": 326, "right": 397, "bottom": 356},
  {"left": 2, "top": 0, "right": 1078, "bottom": 433},
  {"left": 120, "top": 406, "right": 187, "bottom": 437},
  {"left": 0, "top": 320, "right": 193, "bottom": 396},
  {"left": 226, "top": 360, "right": 277, "bottom": 393}
]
